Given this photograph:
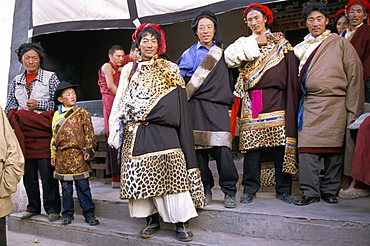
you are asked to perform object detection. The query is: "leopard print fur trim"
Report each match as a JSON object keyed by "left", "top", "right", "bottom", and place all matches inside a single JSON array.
[
  {"left": 120, "top": 59, "right": 186, "bottom": 123},
  {"left": 239, "top": 110, "right": 286, "bottom": 149},
  {"left": 187, "top": 168, "right": 206, "bottom": 208},
  {"left": 239, "top": 126, "right": 297, "bottom": 175},
  {"left": 120, "top": 122, "right": 192, "bottom": 200},
  {"left": 283, "top": 145, "right": 298, "bottom": 175},
  {"left": 119, "top": 149, "right": 190, "bottom": 200},
  {"left": 239, "top": 125, "right": 286, "bottom": 150},
  {"left": 283, "top": 152, "right": 298, "bottom": 175},
  {"left": 261, "top": 168, "right": 276, "bottom": 187},
  {"left": 283, "top": 137, "right": 297, "bottom": 174}
]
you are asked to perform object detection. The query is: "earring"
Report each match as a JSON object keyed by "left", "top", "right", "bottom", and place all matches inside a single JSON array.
[{"left": 137, "top": 50, "right": 142, "bottom": 62}]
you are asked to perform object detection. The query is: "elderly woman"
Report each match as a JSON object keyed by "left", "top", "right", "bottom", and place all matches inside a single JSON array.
[
  {"left": 5, "top": 42, "right": 61, "bottom": 222},
  {"left": 224, "top": 3, "right": 300, "bottom": 204},
  {"left": 108, "top": 23, "right": 204, "bottom": 242}
]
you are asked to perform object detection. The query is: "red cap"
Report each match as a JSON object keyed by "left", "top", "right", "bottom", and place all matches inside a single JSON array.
[
  {"left": 132, "top": 23, "right": 166, "bottom": 54},
  {"left": 345, "top": 0, "right": 370, "bottom": 13},
  {"left": 335, "top": 9, "right": 346, "bottom": 19},
  {"left": 243, "top": 3, "right": 274, "bottom": 24}
]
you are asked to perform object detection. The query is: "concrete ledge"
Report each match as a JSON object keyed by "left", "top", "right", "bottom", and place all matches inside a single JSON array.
[
  {"left": 8, "top": 181, "right": 370, "bottom": 245},
  {"left": 8, "top": 213, "right": 330, "bottom": 246}
]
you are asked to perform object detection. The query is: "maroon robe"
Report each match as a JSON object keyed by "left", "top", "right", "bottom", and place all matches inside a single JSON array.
[
  {"left": 98, "top": 61, "right": 121, "bottom": 136},
  {"left": 98, "top": 61, "right": 121, "bottom": 175},
  {"left": 8, "top": 109, "right": 53, "bottom": 159},
  {"left": 350, "top": 23, "right": 370, "bottom": 84},
  {"left": 348, "top": 24, "right": 370, "bottom": 186},
  {"left": 351, "top": 116, "right": 370, "bottom": 186}
]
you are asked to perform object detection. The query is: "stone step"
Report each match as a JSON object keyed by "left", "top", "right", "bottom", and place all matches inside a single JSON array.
[
  {"left": 8, "top": 183, "right": 370, "bottom": 245},
  {"left": 87, "top": 185, "right": 370, "bottom": 245},
  {"left": 7, "top": 230, "right": 82, "bottom": 246},
  {"left": 8, "top": 213, "right": 328, "bottom": 246}
]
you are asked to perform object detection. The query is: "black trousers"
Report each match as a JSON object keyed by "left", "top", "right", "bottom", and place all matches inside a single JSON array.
[
  {"left": 23, "top": 158, "right": 61, "bottom": 214},
  {"left": 242, "top": 146, "right": 292, "bottom": 195},
  {"left": 0, "top": 217, "right": 5, "bottom": 246},
  {"left": 196, "top": 146, "right": 239, "bottom": 196},
  {"left": 105, "top": 147, "right": 120, "bottom": 175}
]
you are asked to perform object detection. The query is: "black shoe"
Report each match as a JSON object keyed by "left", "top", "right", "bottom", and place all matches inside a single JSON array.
[
  {"left": 240, "top": 193, "right": 256, "bottom": 203},
  {"left": 62, "top": 215, "right": 74, "bottom": 225},
  {"left": 175, "top": 221, "right": 193, "bottom": 242},
  {"left": 48, "top": 213, "right": 60, "bottom": 222},
  {"left": 276, "top": 193, "right": 295, "bottom": 204},
  {"left": 204, "top": 184, "right": 212, "bottom": 205},
  {"left": 294, "top": 195, "right": 320, "bottom": 206},
  {"left": 140, "top": 213, "right": 160, "bottom": 238},
  {"left": 321, "top": 193, "right": 338, "bottom": 204},
  {"left": 224, "top": 195, "right": 237, "bottom": 208},
  {"left": 85, "top": 216, "right": 99, "bottom": 226},
  {"left": 20, "top": 212, "right": 39, "bottom": 220}
]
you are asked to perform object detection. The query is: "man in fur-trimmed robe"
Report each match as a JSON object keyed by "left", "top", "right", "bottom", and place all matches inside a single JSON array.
[
  {"left": 178, "top": 10, "right": 239, "bottom": 208},
  {"left": 224, "top": 3, "right": 299, "bottom": 205}
]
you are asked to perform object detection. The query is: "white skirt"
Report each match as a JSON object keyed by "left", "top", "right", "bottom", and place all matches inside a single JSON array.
[{"left": 128, "top": 191, "right": 198, "bottom": 223}]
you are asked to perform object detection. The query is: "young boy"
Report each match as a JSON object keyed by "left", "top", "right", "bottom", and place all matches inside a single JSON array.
[{"left": 51, "top": 81, "right": 99, "bottom": 226}]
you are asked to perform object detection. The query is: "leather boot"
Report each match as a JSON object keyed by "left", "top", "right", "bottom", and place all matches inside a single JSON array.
[
  {"left": 175, "top": 220, "right": 193, "bottom": 242},
  {"left": 139, "top": 213, "right": 160, "bottom": 238},
  {"left": 204, "top": 184, "right": 212, "bottom": 205}
]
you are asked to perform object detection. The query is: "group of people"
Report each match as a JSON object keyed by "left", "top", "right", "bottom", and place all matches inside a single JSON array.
[
  {"left": 1, "top": 0, "right": 369, "bottom": 244},
  {"left": 1, "top": 42, "right": 101, "bottom": 245},
  {"left": 103, "top": 0, "right": 369, "bottom": 241},
  {"left": 4, "top": 42, "right": 100, "bottom": 226}
]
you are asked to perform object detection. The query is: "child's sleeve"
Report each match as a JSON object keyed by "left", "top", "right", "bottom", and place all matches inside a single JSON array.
[{"left": 83, "top": 111, "right": 97, "bottom": 158}]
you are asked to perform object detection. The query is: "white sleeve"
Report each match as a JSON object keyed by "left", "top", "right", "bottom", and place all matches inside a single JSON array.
[
  {"left": 224, "top": 36, "right": 262, "bottom": 68},
  {"left": 107, "top": 63, "right": 132, "bottom": 148}
]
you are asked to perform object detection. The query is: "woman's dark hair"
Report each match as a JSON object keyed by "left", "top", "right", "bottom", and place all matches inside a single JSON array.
[
  {"left": 135, "top": 26, "right": 161, "bottom": 50},
  {"left": 302, "top": 2, "right": 330, "bottom": 21},
  {"left": 130, "top": 42, "right": 136, "bottom": 51},
  {"left": 332, "top": 11, "right": 348, "bottom": 33},
  {"left": 15, "top": 42, "right": 45, "bottom": 65}
]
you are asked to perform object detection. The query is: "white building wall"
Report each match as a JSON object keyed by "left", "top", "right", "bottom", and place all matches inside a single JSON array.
[{"left": 0, "top": 0, "right": 16, "bottom": 108}]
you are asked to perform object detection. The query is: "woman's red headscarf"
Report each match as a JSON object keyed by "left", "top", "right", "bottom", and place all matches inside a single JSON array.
[
  {"left": 243, "top": 3, "right": 274, "bottom": 24},
  {"left": 335, "top": 9, "right": 346, "bottom": 20},
  {"left": 131, "top": 23, "right": 166, "bottom": 54}
]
